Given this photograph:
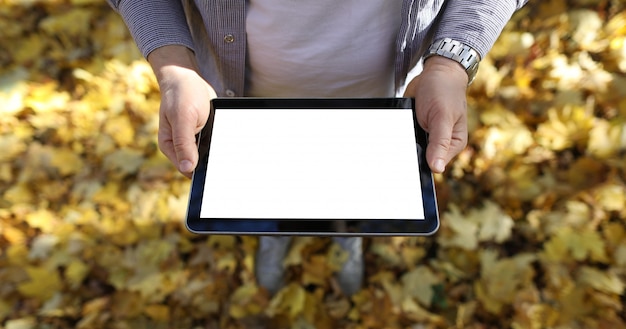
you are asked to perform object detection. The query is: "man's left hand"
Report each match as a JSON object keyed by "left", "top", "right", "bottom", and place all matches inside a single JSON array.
[{"left": 403, "top": 56, "right": 469, "bottom": 174}]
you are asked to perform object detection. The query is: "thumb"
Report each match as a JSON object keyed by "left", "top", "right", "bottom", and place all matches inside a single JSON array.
[
  {"left": 171, "top": 113, "right": 200, "bottom": 175},
  {"left": 424, "top": 117, "right": 452, "bottom": 174}
]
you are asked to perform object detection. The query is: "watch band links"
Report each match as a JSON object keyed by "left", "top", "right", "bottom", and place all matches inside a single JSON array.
[{"left": 424, "top": 38, "right": 481, "bottom": 85}]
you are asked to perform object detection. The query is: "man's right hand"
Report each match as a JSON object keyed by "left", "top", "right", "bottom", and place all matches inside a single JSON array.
[{"left": 148, "top": 45, "right": 217, "bottom": 178}]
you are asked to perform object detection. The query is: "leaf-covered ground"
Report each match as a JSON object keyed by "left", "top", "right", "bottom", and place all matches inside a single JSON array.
[{"left": 1, "top": 0, "right": 626, "bottom": 328}]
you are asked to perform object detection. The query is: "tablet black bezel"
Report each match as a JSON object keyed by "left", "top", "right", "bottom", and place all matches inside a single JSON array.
[{"left": 185, "top": 98, "right": 439, "bottom": 236}]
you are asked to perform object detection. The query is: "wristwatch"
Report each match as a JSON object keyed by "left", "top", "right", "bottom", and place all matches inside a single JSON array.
[{"left": 424, "top": 38, "right": 481, "bottom": 85}]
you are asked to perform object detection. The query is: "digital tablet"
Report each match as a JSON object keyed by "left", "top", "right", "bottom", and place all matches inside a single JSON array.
[{"left": 185, "top": 98, "right": 439, "bottom": 236}]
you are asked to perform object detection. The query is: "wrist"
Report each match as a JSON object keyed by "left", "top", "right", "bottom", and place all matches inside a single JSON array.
[
  {"left": 147, "top": 45, "right": 198, "bottom": 82},
  {"left": 423, "top": 56, "right": 469, "bottom": 86}
]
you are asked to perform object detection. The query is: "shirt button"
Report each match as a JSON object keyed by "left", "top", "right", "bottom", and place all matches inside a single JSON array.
[
  {"left": 225, "top": 89, "right": 236, "bottom": 97},
  {"left": 224, "top": 34, "right": 235, "bottom": 43}
]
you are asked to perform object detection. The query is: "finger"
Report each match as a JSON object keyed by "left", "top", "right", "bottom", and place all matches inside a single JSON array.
[
  {"left": 157, "top": 115, "right": 178, "bottom": 167},
  {"left": 424, "top": 114, "right": 453, "bottom": 174},
  {"left": 169, "top": 110, "right": 200, "bottom": 176},
  {"left": 158, "top": 120, "right": 194, "bottom": 179}
]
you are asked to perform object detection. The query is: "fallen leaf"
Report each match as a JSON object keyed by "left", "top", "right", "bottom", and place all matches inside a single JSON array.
[
  {"left": 577, "top": 266, "right": 625, "bottom": 295},
  {"left": 143, "top": 304, "right": 170, "bottom": 322},
  {"left": 266, "top": 283, "right": 306, "bottom": 319},
  {"left": 401, "top": 266, "right": 439, "bottom": 307},
  {"left": 18, "top": 266, "right": 63, "bottom": 301}
]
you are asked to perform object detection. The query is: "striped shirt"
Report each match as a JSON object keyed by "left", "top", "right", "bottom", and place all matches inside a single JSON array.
[{"left": 108, "top": 0, "right": 527, "bottom": 97}]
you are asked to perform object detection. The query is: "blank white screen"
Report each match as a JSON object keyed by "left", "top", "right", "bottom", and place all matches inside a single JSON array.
[{"left": 200, "top": 109, "right": 424, "bottom": 219}]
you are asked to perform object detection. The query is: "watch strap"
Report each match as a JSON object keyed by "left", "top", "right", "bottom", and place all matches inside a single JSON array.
[{"left": 424, "top": 38, "right": 481, "bottom": 85}]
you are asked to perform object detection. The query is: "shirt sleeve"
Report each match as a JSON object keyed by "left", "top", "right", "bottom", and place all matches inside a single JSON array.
[
  {"left": 106, "top": 0, "right": 196, "bottom": 58},
  {"left": 433, "top": 0, "right": 528, "bottom": 59}
]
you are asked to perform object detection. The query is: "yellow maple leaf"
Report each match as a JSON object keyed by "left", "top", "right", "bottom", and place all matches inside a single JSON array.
[
  {"left": 39, "top": 8, "right": 93, "bottom": 38},
  {"left": 110, "top": 290, "right": 144, "bottom": 318},
  {"left": 12, "top": 34, "right": 47, "bottom": 65},
  {"left": 229, "top": 283, "right": 262, "bottom": 319},
  {"left": 489, "top": 31, "right": 535, "bottom": 60},
  {"left": 302, "top": 254, "right": 332, "bottom": 286},
  {"left": 577, "top": 266, "right": 624, "bottom": 295},
  {"left": 17, "top": 266, "right": 62, "bottom": 301},
  {"left": 368, "top": 240, "right": 402, "bottom": 267},
  {"left": 24, "top": 82, "right": 70, "bottom": 114},
  {"left": 65, "top": 259, "right": 89, "bottom": 289},
  {"left": 0, "top": 134, "right": 27, "bottom": 162},
  {"left": 400, "top": 266, "right": 439, "bottom": 307},
  {"left": 493, "top": 164, "right": 544, "bottom": 203},
  {"left": 347, "top": 290, "right": 370, "bottom": 321},
  {"left": 0, "top": 70, "right": 28, "bottom": 115},
  {"left": 602, "top": 222, "right": 625, "bottom": 246},
  {"left": 401, "top": 245, "right": 426, "bottom": 269},
  {"left": 614, "top": 244, "right": 626, "bottom": 268},
  {"left": 400, "top": 297, "right": 445, "bottom": 324},
  {"left": 127, "top": 271, "right": 168, "bottom": 300},
  {"left": 472, "top": 57, "right": 507, "bottom": 97},
  {"left": 282, "top": 236, "right": 313, "bottom": 267},
  {"left": 143, "top": 304, "right": 170, "bottom": 322},
  {"left": 38, "top": 293, "right": 65, "bottom": 318},
  {"left": 370, "top": 270, "right": 403, "bottom": 310},
  {"left": 28, "top": 234, "right": 59, "bottom": 260},
  {"left": 91, "top": 182, "right": 130, "bottom": 212},
  {"left": 164, "top": 193, "right": 187, "bottom": 223},
  {"left": 266, "top": 283, "right": 306, "bottom": 319},
  {"left": 135, "top": 239, "right": 175, "bottom": 268},
  {"left": 437, "top": 205, "right": 479, "bottom": 250},
  {"left": 4, "top": 317, "right": 36, "bottom": 329},
  {"left": 207, "top": 235, "right": 237, "bottom": 250},
  {"left": 605, "top": 11, "right": 626, "bottom": 37},
  {"left": 479, "top": 105, "right": 534, "bottom": 159},
  {"left": 50, "top": 147, "right": 84, "bottom": 176},
  {"left": 476, "top": 201, "right": 515, "bottom": 243},
  {"left": 438, "top": 201, "right": 514, "bottom": 250},
  {"left": 7, "top": 244, "right": 29, "bottom": 266},
  {"left": 536, "top": 106, "right": 594, "bottom": 151},
  {"left": 2, "top": 184, "right": 34, "bottom": 205},
  {"left": 126, "top": 60, "right": 159, "bottom": 95},
  {"left": 326, "top": 239, "right": 349, "bottom": 271},
  {"left": 568, "top": 9, "right": 605, "bottom": 52},
  {"left": 543, "top": 226, "right": 608, "bottom": 263},
  {"left": 476, "top": 250, "right": 536, "bottom": 314},
  {"left": 587, "top": 119, "right": 626, "bottom": 158},
  {"left": 103, "top": 115, "right": 135, "bottom": 147},
  {"left": 2, "top": 223, "right": 26, "bottom": 245},
  {"left": 24, "top": 209, "right": 59, "bottom": 233},
  {"left": 103, "top": 148, "right": 145, "bottom": 177},
  {"left": 608, "top": 37, "right": 626, "bottom": 72},
  {"left": 0, "top": 163, "right": 12, "bottom": 182},
  {"left": 90, "top": 12, "right": 142, "bottom": 62},
  {"left": 216, "top": 253, "right": 237, "bottom": 274},
  {"left": 593, "top": 183, "right": 626, "bottom": 212},
  {"left": 81, "top": 296, "right": 109, "bottom": 317}
]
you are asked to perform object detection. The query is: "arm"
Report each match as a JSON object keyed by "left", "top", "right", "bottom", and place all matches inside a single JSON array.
[
  {"left": 433, "top": 0, "right": 529, "bottom": 59},
  {"left": 107, "top": 0, "right": 195, "bottom": 58},
  {"left": 108, "top": 1, "right": 216, "bottom": 177},
  {"left": 404, "top": 0, "right": 528, "bottom": 173}
]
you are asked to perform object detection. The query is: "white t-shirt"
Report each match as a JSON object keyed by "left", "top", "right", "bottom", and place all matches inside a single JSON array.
[{"left": 245, "top": 0, "right": 403, "bottom": 98}]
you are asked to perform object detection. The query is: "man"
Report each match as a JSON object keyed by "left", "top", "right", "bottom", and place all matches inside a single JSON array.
[{"left": 107, "top": 0, "right": 527, "bottom": 295}]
